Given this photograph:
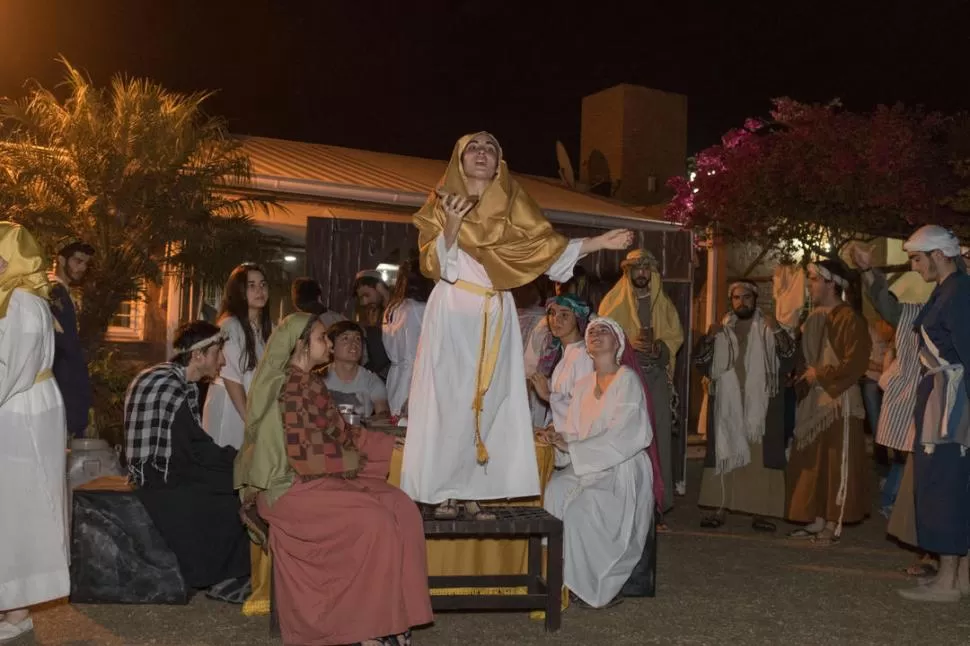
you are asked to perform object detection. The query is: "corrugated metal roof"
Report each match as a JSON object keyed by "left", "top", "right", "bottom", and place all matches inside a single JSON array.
[
  {"left": 236, "top": 135, "right": 679, "bottom": 229},
  {"left": 239, "top": 136, "right": 431, "bottom": 194}
]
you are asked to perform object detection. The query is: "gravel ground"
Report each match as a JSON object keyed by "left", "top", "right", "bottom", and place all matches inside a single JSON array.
[{"left": 11, "top": 458, "right": 970, "bottom": 646}]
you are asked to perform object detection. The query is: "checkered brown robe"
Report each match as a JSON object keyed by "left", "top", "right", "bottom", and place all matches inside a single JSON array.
[{"left": 280, "top": 367, "right": 364, "bottom": 479}]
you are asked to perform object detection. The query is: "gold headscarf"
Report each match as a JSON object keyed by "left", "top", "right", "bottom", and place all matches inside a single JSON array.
[
  {"left": 235, "top": 312, "right": 325, "bottom": 506},
  {"left": 414, "top": 132, "right": 568, "bottom": 291},
  {"left": 0, "top": 222, "right": 52, "bottom": 319},
  {"left": 598, "top": 249, "right": 684, "bottom": 376}
]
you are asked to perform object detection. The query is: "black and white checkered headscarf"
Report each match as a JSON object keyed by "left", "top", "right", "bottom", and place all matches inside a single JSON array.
[{"left": 124, "top": 362, "right": 201, "bottom": 484}]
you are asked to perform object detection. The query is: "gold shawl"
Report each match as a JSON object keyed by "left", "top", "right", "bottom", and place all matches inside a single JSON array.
[
  {"left": 413, "top": 132, "right": 568, "bottom": 290},
  {"left": 234, "top": 313, "right": 314, "bottom": 507},
  {"left": 0, "top": 222, "right": 52, "bottom": 319},
  {"left": 598, "top": 257, "right": 683, "bottom": 376}
]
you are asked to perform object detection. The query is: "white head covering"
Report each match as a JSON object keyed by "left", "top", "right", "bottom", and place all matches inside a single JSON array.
[
  {"left": 585, "top": 315, "right": 626, "bottom": 364},
  {"left": 807, "top": 263, "right": 849, "bottom": 288},
  {"left": 729, "top": 281, "right": 758, "bottom": 297},
  {"left": 903, "top": 225, "right": 962, "bottom": 258},
  {"left": 174, "top": 330, "right": 227, "bottom": 355}
]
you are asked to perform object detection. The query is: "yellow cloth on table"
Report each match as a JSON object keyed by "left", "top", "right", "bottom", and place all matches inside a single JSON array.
[{"left": 243, "top": 441, "right": 567, "bottom": 618}]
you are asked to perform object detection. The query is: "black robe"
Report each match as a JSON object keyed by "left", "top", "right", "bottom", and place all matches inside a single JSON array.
[
  {"left": 51, "top": 282, "right": 92, "bottom": 437},
  {"left": 135, "top": 401, "right": 250, "bottom": 588}
]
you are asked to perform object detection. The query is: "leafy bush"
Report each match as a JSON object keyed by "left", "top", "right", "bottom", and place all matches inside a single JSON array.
[{"left": 87, "top": 350, "right": 141, "bottom": 449}]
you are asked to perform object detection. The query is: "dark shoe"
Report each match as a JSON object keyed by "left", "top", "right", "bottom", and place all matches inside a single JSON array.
[
  {"left": 569, "top": 591, "right": 623, "bottom": 609},
  {"left": 700, "top": 513, "right": 724, "bottom": 529},
  {"left": 751, "top": 517, "right": 776, "bottom": 532}
]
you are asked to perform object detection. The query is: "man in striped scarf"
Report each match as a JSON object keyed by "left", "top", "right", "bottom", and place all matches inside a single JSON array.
[{"left": 695, "top": 281, "right": 795, "bottom": 532}]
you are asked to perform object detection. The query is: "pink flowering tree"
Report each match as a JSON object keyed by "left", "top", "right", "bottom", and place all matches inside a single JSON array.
[{"left": 666, "top": 98, "right": 960, "bottom": 265}]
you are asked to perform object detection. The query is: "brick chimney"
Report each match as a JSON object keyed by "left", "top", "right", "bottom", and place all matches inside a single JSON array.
[{"left": 580, "top": 84, "right": 687, "bottom": 206}]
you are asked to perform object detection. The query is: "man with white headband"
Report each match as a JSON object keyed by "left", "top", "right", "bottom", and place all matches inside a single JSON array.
[
  {"left": 894, "top": 225, "right": 970, "bottom": 602},
  {"left": 124, "top": 321, "right": 251, "bottom": 604},
  {"left": 695, "top": 280, "right": 795, "bottom": 532},
  {"left": 787, "top": 259, "right": 871, "bottom": 545}
]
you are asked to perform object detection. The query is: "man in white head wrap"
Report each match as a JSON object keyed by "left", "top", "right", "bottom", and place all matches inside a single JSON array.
[
  {"left": 694, "top": 280, "right": 796, "bottom": 532},
  {"left": 786, "top": 260, "right": 871, "bottom": 545},
  {"left": 893, "top": 225, "right": 970, "bottom": 602}
]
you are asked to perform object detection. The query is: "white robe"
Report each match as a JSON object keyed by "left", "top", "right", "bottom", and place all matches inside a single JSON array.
[
  {"left": 0, "top": 289, "right": 70, "bottom": 609},
  {"left": 547, "top": 340, "right": 594, "bottom": 431},
  {"left": 203, "top": 316, "right": 265, "bottom": 449},
  {"left": 543, "top": 366, "right": 653, "bottom": 608},
  {"left": 382, "top": 298, "right": 426, "bottom": 416},
  {"left": 401, "top": 235, "right": 584, "bottom": 503}
]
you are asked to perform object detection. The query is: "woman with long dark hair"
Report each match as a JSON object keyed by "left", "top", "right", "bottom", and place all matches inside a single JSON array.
[
  {"left": 382, "top": 260, "right": 434, "bottom": 418},
  {"left": 203, "top": 263, "right": 272, "bottom": 449}
]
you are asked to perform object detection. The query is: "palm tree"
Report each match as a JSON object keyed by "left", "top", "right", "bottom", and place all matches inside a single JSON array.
[{"left": 0, "top": 57, "right": 279, "bottom": 352}]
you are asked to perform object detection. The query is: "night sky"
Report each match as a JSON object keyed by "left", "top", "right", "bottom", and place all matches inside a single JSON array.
[{"left": 1, "top": 0, "right": 968, "bottom": 177}]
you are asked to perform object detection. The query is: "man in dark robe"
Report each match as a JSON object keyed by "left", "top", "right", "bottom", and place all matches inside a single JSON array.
[
  {"left": 694, "top": 281, "right": 794, "bottom": 531},
  {"left": 124, "top": 321, "right": 251, "bottom": 602},
  {"left": 51, "top": 240, "right": 95, "bottom": 438}
]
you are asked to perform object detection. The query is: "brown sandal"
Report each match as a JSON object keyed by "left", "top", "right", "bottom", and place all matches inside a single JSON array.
[
  {"left": 433, "top": 499, "right": 459, "bottom": 520},
  {"left": 463, "top": 501, "right": 496, "bottom": 521}
]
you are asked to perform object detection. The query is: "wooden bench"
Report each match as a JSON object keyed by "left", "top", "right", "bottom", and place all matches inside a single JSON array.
[{"left": 422, "top": 505, "right": 564, "bottom": 632}]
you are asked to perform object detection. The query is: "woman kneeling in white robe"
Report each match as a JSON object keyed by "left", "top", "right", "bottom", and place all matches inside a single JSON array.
[{"left": 543, "top": 316, "right": 653, "bottom": 608}]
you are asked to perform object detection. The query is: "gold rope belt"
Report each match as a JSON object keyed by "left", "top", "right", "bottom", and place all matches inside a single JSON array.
[
  {"left": 452, "top": 279, "right": 505, "bottom": 466},
  {"left": 34, "top": 368, "right": 54, "bottom": 385}
]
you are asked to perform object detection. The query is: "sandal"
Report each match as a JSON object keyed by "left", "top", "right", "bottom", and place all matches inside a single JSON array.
[
  {"left": 463, "top": 501, "right": 496, "bottom": 521},
  {"left": 810, "top": 531, "right": 840, "bottom": 546},
  {"left": 904, "top": 562, "right": 938, "bottom": 577},
  {"left": 787, "top": 527, "right": 819, "bottom": 539},
  {"left": 433, "top": 499, "right": 459, "bottom": 520},
  {"left": 751, "top": 517, "right": 776, "bottom": 532}
]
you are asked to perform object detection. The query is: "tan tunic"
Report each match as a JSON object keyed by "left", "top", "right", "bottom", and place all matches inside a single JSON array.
[{"left": 787, "top": 305, "right": 871, "bottom": 524}]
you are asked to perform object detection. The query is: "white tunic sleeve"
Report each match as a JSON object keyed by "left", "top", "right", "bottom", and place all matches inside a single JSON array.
[
  {"left": 566, "top": 369, "right": 652, "bottom": 476},
  {"left": 218, "top": 317, "right": 247, "bottom": 385},
  {"left": 545, "top": 238, "right": 586, "bottom": 283},
  {"left": 435, "top": 233, "right": 462, "bottom": 283},
  {"left": 0, "top": 291, "right": 51, "bottom": 407}
]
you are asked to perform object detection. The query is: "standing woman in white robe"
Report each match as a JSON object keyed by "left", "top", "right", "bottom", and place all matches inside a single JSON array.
[
  {"left": 404, "top": 132, "right": 632, "bottom": 519},
  {"left": 543, "top": 316, "right": 653, "bottom": 609},
  {"left": 382, "top": 260, "right": 433, "bottom": 418},
  {"left": 203, "top": 263, "right": 271, "bottom": 449},
  {"left": 0, "top": 223, "right": 70, "bottom": 641}
]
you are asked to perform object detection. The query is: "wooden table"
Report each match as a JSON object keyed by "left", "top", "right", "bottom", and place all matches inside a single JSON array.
[{"left": 422, "top": 505, "right": 564, "bottom": 632}]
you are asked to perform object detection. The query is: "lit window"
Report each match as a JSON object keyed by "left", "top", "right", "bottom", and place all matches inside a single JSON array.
[{"left": 106, "top": 288, "right": 146, "bottom": 342}]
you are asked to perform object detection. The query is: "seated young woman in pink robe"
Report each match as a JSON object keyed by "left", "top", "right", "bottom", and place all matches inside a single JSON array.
[{"left": 235, "top": 313, "right": 432, "bottom": 646}]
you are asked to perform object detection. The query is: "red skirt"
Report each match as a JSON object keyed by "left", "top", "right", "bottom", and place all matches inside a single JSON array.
[{"left": 258, "top": 471, "right": 433, "bottom": 645}]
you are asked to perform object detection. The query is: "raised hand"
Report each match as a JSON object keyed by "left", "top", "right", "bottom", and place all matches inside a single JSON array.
[
  {"left": 530, "top": 373, "right": 551, "bottom": 401},
  {"left": 598, "top": 229, "right": 634, "bottom": 251},
  {"left": 435, "top": 188, "right": 477, "bottom": 222},
  {"left": 850, "top": 243, "right": 872, "bottom": 271}
]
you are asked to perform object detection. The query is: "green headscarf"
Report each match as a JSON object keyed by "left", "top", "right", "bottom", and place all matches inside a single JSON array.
[{"left": 234, "top": 312, "right": 314, "bottom": 506}]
